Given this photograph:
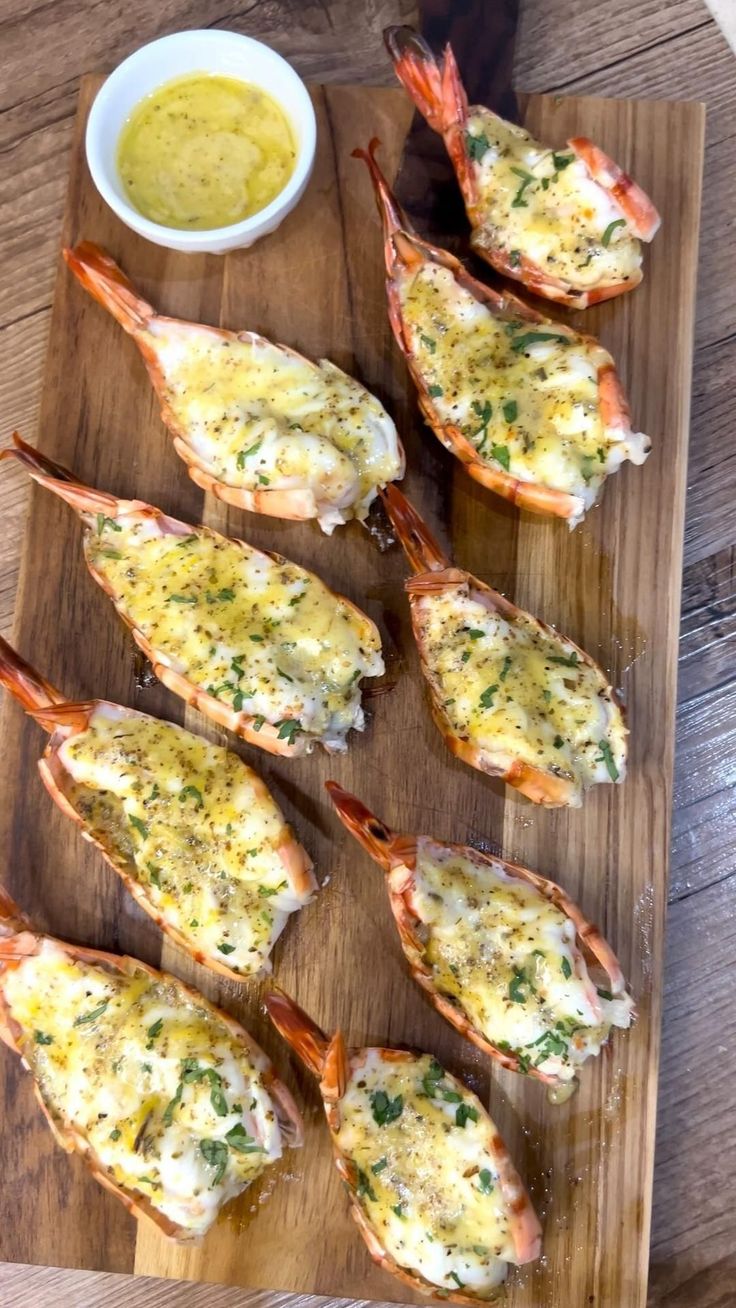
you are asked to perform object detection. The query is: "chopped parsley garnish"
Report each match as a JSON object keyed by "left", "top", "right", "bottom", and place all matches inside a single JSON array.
[
  {"left": 232, "top": 689, "right": 245, "bottom": 712},
  {"left": 527, "top": 1029, "right": 568, "bottom": 1065},
  {"left": 96, "top": 514, "right": 122, "bottom": 535},
  {"left": 509, "top": 248, "right": 521, "bottom": 268},
  {"left": 176, "top": 534, "right": 198, "bottom": 547},
  {"left": 472, "top": 398, "right": 492, "bottom": 446},
  {"left": 455, "top": 1103, "right": 478, "bottom": 1129},
  {"left": 510, "top": 166, "right": 535, "bottom": 208},
  {"left": 34, "top": 1030, "right": 53, "bottom": 1045},
  {"left": 392, "top": 1204, "right": 406, "bottom": 1218},
  {"left": 180, "top": 1060, "right": 229, "bottom": 1115},
  {"left": 217, "top": 941, "right": 236, "bottom": 955},
  {"left": 468, "top": 628, "right": 485, "bottom": 640},
  {"left": 163, "top": 1082, "right": 184, "bottom": 1126},
  {"left": 129, "top": 815, "right": 149, "bottom": 839},
  {"left": 478, "top": 1168, "right": 494, "bottom": 1194},
  {"left": 511, "top": 330, "right": 570, "bottom": 354},
  {"left": 490, "top": 443, "right": 510, "bottom": 472},
  {"left": 109, "top": 1128, "right": 122, "bottom": 1141},
  {"left": 276, "top": 666, "right": 294, "bottom": 683},
  {"left": 200, "top": 1138, "right": 228, "bottom": 1186},
  {"left": 257, "top": 473, "right": 270, "bottom": 485},
  {"left": 554, "top": 735, "right": 565, "bottom": 749},
  {"left": 253, "top": 714, "right": 265, "bottom": 732},
  {"left": 226, "top": 1123, "right": 263, "bottom": 1153},
  {"left": 549, "top": 651, "right": 579, "bottom": 668},
  {"left": 450, "top": 1272, "right": 466, "bottom": 1289},
  {"left": 276, "top": 719, "right": 301, "bottom": 745},
  {"left": 146, "top": 1018, "right": 163, "bottom": 1043},
  {"left": 74, "top": 999, "right": 109, "bottom": 1026},
  {"left": 596, "top": 739, "right": 619, "bottom": 780},
  {"left": 236, "top": 439, "right": 263, "bottom": 469},
  {"left": 147, "top": 863, "right": 161, "bottom": 888},
  {"left": 552, "top": 151, "right": 574, "bottom": 170},
  {"left": 178, "top": 784, "right": 204, "bottom": 809},
  {"left": 602, "top": 218, "right": 626, "bottom": 247},
  {"left": 509, "top": 968, "right": 533, "bottom": 1004},
  {"left": 371, "top": 1157, "right": 388, "bottom": 1175},
  {"left": 101, "top": 549, "right": 122, "bottom": 560},
  {"left": 500, "top": 655, "right": 512, "bottom": 681},
  {"left": 502, "top": 399, "right": 518, "bottom": 424},
  {"left": 422, "top": 1058, "right": 445, "bottom": 1098},
  {"left": 597, "top": 987, "right": 614, "bottom": 1001},
  {"left": 466, "top": 130, "right": 490, "bottom": 161},
  {"left": 420, "top": 333, "right": 436, "bottom": 353},
  {"left": 166, "top": 594, "right": 197, "bottom": 604},
  {"left": 207, "top": 588, "right": 236, "bottom": 603},
  {"left": 370, "top": 1090, "right": 404, "bottom": 1126},
  {"left": 561, "top": 956, "right": 572, "bottom": 979},
  {"left": 479, "top": 683, "right": 499, "bottom": 709},
  {"left": 428, "top": 383, "right": 444, "bottom": 398},
  {"left": 356, "top": 1168, "right": 377, "bottom": 1201},
  {"left": 249, "top": 633, "right": 264, "bottom": 642}
]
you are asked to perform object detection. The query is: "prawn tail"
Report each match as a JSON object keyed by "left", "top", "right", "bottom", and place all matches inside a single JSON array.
[
  {"left": 381, "top": 483, "right": 450, "bottom": 575},
  {"left": 64, "top": 242, "right": 155, "bottom": 334},
  {"left": 384, "top": 26, "right": 468, "bottom": 136}
]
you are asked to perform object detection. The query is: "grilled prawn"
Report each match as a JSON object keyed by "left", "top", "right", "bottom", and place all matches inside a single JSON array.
[
  {"left": 0, "top": 890, "right": 302, "bottom": 1239},
  {"left": 384, "top": 26, "right": 660, "bottom": 309},
  {"left": 3, "top": 436, "right": 384, "bottom": 757},
  {"left": 64, "top": 242, "right": 404, "bottom": 534},
  {"left": 355, "top": 140, "right": 649, "bottom": 525},
  {"left": 383, "top": 484, "right": 626, "bottom": 806},
  {"left": 266, "top": 990, "right": 540, "bottom": 1300},
  {"left": 0, "top": 639, "right": 315, "bottom": 979},
  {"left": 327, "top": 784, "right": 633, "bottom": 1087}
]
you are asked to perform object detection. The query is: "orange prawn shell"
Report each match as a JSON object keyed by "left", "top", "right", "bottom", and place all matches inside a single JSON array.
[
  {"left": 0, "top": 896, "right": 303, "bottom": 1241},
  {"left": 265, "top": 991, "right": 540, "bottom": 1301},
  {"left": 381, "top": 484, "right": 626, "bottom": 807},
  {"left": 325, "top": 783, "right": 631, "bottom": 1086},
  {"left": 0, "top": 639, "right": 315, "bottom": 982},
  {"left": 355, "top": 141, "right": 635, "bottom": 521},
  {"left": 63, "top": 242, "right": 405, "bottom": 524},
  {"left": 2, "top": 434, "right": 381, "bottom": 758},
  {"left": 383, "top": 26, "right": 660, "bottom": 309}
]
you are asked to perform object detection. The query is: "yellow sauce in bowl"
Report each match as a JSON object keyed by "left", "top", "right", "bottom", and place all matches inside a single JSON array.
[{"left": 116, "top": 73, "right": 296, "bottom": 230}]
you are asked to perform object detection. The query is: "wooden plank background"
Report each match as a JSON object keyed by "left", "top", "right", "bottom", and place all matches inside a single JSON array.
[
  {"left": 0, "top": 2, "right": 733, "bottom": 1306},
  {"left": 0, "top": 61, "right": 704, "bottom": 1308}
]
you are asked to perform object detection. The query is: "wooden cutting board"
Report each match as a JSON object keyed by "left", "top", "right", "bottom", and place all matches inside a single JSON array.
[{"left": 0, "top": 75, "right": 704, "bottom": 1308}]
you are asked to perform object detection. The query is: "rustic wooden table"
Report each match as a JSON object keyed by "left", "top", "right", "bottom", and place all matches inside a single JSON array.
[{"left": 0, "top": 2, "right": 734, "bottom": 1305}]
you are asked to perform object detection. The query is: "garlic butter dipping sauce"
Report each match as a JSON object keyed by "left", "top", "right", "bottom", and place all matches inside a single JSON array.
[{"left": 116, "top": 73, "right": 297, "bottom": 231}]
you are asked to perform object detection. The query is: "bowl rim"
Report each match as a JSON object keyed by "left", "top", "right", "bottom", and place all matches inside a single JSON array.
[{"left": 85, "top": 28, "right": 317, "bottom": 249}]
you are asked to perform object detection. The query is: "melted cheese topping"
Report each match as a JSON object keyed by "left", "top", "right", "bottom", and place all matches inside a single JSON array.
[
  {"left": 149, "top": 320, "right": 402, "bottom": 532},
  {"left": 414, "top": 583, "right": 626, "bottom": 803},
  {"left": 3, "top": 942, "right": 283, "bottom": 1235},
  {"left": 334, "top": 1050, "right": 516, "bottom": 1294},
  {"left": 59, "top": 707, "right": 313, "bottom": 975},
  {"left": 410, "top": 840, "right": 633, "bottom": 1081},
  {"left": 466, "top": 111, "right": 641, "bottom": 290},
  {"left": 399, "top": 261, "right": 648, "bottom": 514},
  {"left": 86, "top": 517, "right": 383, "bottom": 751}
]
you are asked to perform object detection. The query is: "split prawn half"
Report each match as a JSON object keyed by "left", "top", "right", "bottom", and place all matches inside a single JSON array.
[
  {"left": 382, "top": 484, "right": 627, "bottom": 806},
  {"left": 0, "top": 638, "right": 315, "bottom": 979},
  {"left": 64, "top": 242, "right": 404, "bottom": 534},
  {"left": 384, "top": 26, "right": 660, "bottom": 309},
  {"left": 2, "top": 436, "right": 384, "bottom": 757},
  {"left": 327, "top": 784, "right": 633, "bottom": 1089},
  {"left": 266, "top": 990, "right": 540, "bottom": 1300},
  {"left": 354, "top": 140, "right": 649, "bottom": 526},
  {"left": 0, "top": 889, "right": 302, "bottom": 1239}
]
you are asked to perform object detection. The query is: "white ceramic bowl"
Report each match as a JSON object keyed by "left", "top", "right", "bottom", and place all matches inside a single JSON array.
[{"left": 85, "top": 30, "right": 317, "bottom": 254}]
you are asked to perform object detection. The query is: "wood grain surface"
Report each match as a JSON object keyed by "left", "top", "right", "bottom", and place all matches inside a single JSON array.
[{"left": 0, "top": 47, "right": 705, "bottom": 1308}]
